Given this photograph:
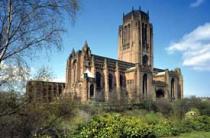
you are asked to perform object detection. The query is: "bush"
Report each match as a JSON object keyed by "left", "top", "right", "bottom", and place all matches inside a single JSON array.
[
  {"left": 77, "top": 113, "right": 122, "bottom": 138},
  {"left": 75, "top": 111, "right": 210, "bottom": 138},
  {"left": 172, "top": 98, "right": 191, "bottom": 119},
  {"left": 182, "top": 115, "right": 210, "bottom": 132},
  {"left": 185, "top": 108, "right": 200, "bottom": 119},
  {"left": 154, "top": 99, "right": 173, "bottom": 115},
  {"left": 172, "top": 97, "right": 210, "bottom": 119},
  {"left": 76, "top": 113, "right": 178, "bottom": 138}
]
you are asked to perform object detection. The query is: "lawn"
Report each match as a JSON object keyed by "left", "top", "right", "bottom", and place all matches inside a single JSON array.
[{"left": 165, "top": 131, "right": 210, "bottom": 138}]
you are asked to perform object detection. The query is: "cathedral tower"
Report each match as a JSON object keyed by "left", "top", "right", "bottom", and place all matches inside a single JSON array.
[{"left": 118, "top": 9, "right": 153, "bottom": 68}]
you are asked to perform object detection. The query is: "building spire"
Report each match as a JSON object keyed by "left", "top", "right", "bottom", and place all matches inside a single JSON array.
[
  {"left": 84, "top": 40, "right": 88, "bottom": 47},
  {"left": 71, "top": 48, "right": 75, "bottom": 54},
  {"left": 82, "top": 40, "right": 89, "bottom": 51},
  {"left": 139, "top": 6, "right": 141, "bottom": 11},
  {"left": 69, "top": 48, "right": 75, "bottom": 58}
]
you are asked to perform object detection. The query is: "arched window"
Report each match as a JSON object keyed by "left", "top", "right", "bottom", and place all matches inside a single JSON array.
[
  {"left": 142, "top": 23, "right": 145, "bottom": 41},
  {"left": 48, "top": 91, "right": 52, "bottom": 102},
  {"left": 143, "top": 74, "right": 147, "bottom": 97},
  {"left": 109, "top": 73, "right": 113, "bottom": 91},
  {"left": 58, "top": 85, "right": 62, "bottom": 95},
  {"left": 96, "top": 72, "right": 101, "bottom": 90},
  {"left": 90, "top": 84, "right": 94, "bottom": 98},
  {"left": 73, "top": 59, "right": 77, "bottom": 82},
  {"left": 120, "top": 74, "right": 124, "bottom": 87},
  {"left": 143, "top": 55, "right": 148, "bottom": 66},
  {"left": 43, "top": 91, "right": 47, "bottom": 101},
  {"left": 171, "top": 78, "right": 175, "bottom": 100},
  {"left": 156, "top": 89, "right": 165, "bottom": 98}
]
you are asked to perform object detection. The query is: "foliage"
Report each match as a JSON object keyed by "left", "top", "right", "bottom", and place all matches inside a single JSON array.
[
  {"left": 75, "top": 101, "right": 210, "bottom": 138},
  {"left": 166, "top": 131, "right": 210, "bottom": 138},
  {"left": 154, "top": 99, "right": 173, "bottom": 115},
  {"left": 172, "top": 97, "right": 210, "bottom": 119},
  {"left": 76, "top": 113, "right": 178, "bottom": 138},
  {"left": 1, "top": 93, "right": 210, "bottom": 138},
  {"left": 0, "top": 92, "right": 77, "bottom": 138},
  {"left": 185, "top": 108, "right": 200, "bottom": 119},
  {"left": 181, "top": 115, "right": 210, "bottom": 132}
]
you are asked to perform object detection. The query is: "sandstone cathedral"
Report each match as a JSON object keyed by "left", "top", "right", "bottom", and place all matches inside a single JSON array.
[{"left": 27, "top": 9, "right": 183, "bottom": 103}]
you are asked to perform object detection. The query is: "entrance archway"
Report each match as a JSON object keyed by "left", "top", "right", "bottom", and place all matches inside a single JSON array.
[{"left": 156, "top": 89, "right": 165, "bottom": 98}]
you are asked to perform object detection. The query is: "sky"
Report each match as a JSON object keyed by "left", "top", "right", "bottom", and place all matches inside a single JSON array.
[{"left": 30, "top": 0, "right": 210, "bottom": 97}]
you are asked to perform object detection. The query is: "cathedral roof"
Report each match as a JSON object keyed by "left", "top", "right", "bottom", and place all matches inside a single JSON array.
[
  {"left": 123, "top": 9, "right": 149, "bottom": 23},
  {"left": 155, "top": 72, "right": 166, "bottom": 76},
  {"left": 153, "top": 68, "right": 166, "bottom": 73}
]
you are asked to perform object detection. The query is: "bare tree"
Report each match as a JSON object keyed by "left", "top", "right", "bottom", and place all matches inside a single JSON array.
[
  {"left": 0, "top": 0, "right": 79, "bottom": 63},
  {"left": 33, "top": 65, "right": 55, "bottom": 81},
  {"left": 0, "top": 58, "right": 30, "bottom": 92}
]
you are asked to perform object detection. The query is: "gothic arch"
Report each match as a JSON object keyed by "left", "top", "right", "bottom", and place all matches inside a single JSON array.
[
  {"left": 171, "top": 78, "right": 175, "bottom": 99},
  {"left": 96, "top": 72, "right": 101, "bottom": 90},
  {"left": 109, "top": 73, "right": 113, "bottom": 91},
  {"left": 143, "top": 74, "right": 147, "bottom": 97},
  {"left": 90, "top": 84, "right": 94, "bottom": 98},
  {"left": 72, "top": 59, "right": 77, "bottom": 83},
  {"left": 143, "top": 55, "right": 148, "bottom": 66},
  {"left": 156, "top": 89, "right": 165, "bottom": 98},
  {"left": 120, "top": 74, "right": 125, "bottom": 87}
]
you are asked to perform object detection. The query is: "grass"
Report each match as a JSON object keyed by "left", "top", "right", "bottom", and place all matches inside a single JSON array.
[{"left": 164, "top": 131, "right": 210, "bottom": 138}]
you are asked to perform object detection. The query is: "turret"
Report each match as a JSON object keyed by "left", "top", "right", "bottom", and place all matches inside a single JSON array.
[{"left": 118, "top": 8, "right": 153, "bottom": 69}]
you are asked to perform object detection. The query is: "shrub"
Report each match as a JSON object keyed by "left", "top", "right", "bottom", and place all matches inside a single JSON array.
[
  {"left": 172, "top": 99, "right": 190, "bottom": 119},
  {"left": 185, "top": 108, "right": 200, "bottom": 119},
  {"left": 142, "top": 99, "right": 157, "bottom": 112},
  {"left": 182, "top": 115, "right": 210, "bottom": 132},
  {"left": 78, "top": 113, "right": 123, "bottom": 138},
  {"left": 121, "top": 116, "right": 155, "bottom": 138},
  {"left": 154, "top": 99, "right": 173, "bottom": 115},
  {"left": 76, "top": 113, "right": 178, "bottom": 138}
]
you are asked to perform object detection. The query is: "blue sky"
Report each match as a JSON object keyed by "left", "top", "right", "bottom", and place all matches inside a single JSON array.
[{"left": 30, "top": 0, "right": 210, "bottom": 97}]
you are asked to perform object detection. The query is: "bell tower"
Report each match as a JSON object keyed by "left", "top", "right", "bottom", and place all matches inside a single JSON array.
[{"left": 118, "top": 8, "right": 153, "bottom": 68}]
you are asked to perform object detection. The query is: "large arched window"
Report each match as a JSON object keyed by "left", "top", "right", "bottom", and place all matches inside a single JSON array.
[
  {"left": 90, "top": 84, "right": 94, "bottom": 98},
  {"left": 143, "top": 55, "right": 148, "bottom": 66},
  {"left": 171, "top": 78, "right": 175, "bottom": 100},
  {"left": 120, "top": 74, "right": 124, "bottom": 87},
  {"left": 109, "top": 73, "right": 113, "bottom": 91},
  {"left": 143, "top": 74, "right": 147, "bottom": 97},
  {"left": 96, "top": 72, "right": 101, "bottom": 90}
]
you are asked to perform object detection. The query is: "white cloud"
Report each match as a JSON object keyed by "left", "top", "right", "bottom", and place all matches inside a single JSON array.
[
  {"left": 190, "top": 0, "right": 205, "bottom": 7},
  {"left": 167, "top": 23, "right": 210, "bottom": 71},
  {"left": 53, "top": 76, "right": 65, "bottom": 82}
]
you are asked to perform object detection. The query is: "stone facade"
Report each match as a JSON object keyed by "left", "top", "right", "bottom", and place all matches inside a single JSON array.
[
  {"left": 26, "top": 81, "right": 65, "bottom": 102},
  {"left": 64, "top": 9, "right": 184, "bottom": 102}
]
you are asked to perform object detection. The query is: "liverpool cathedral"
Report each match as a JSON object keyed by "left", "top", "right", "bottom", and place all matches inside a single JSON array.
[{"left": 27, "top": 9, "right": 183, "bottom": 103}]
